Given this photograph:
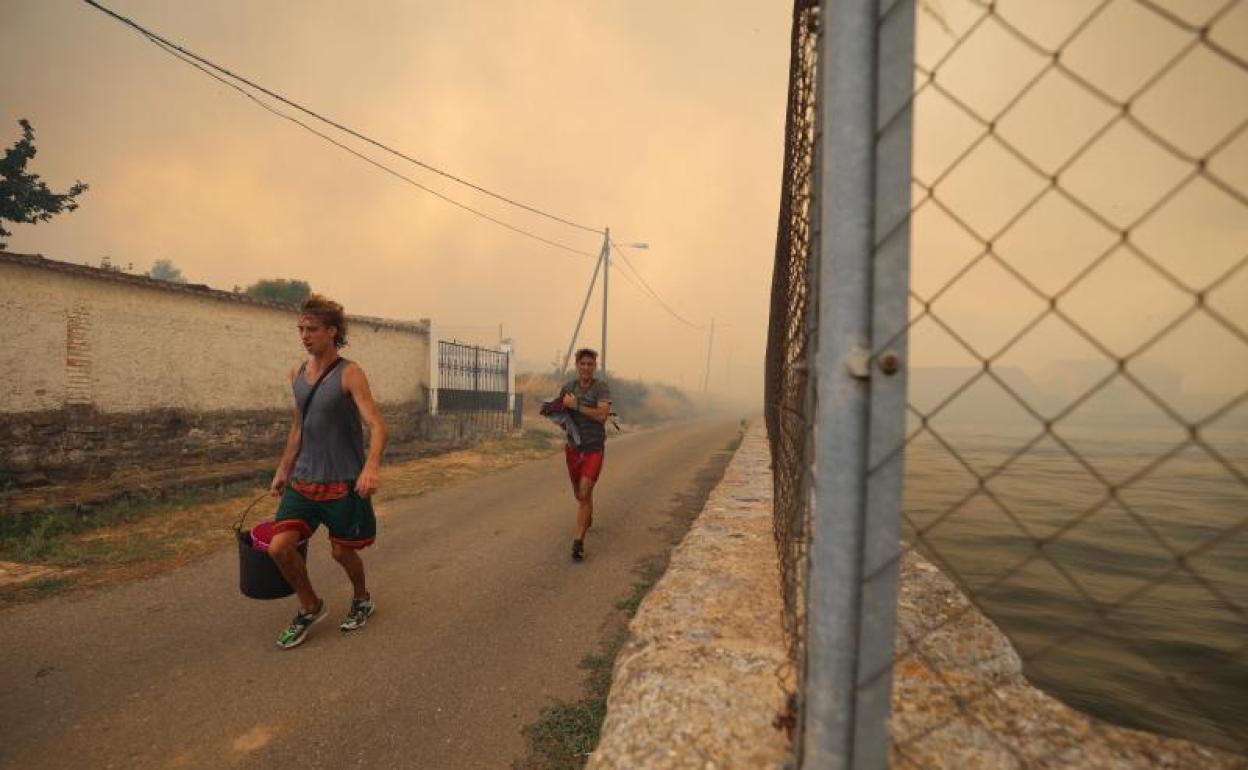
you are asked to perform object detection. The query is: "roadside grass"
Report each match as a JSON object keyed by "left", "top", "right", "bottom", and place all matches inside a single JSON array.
[
  {"left": 0, "top": 429, "right": 562, "bottom": 608},
  {"left": 30, "top": 576, "right": 75, "bottom": 593},
  {"left": 0, "top": 474, "right": 268, "bottom": 565},
  {"left": 514, "top": 559, "right": 665, "bottom": 770},
  {"left": 479, "top": 426, "right": 562, "bottom": 456},
  {"left": 0, "top": 478, "right": 275, "bottom": 606}
]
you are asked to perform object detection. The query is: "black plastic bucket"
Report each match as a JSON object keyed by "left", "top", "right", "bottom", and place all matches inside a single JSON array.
[
  {"left": 235, "top": 527, "right": 308, "bottom": 600},
  {"left": 232, "top": 494, "right": 310, "bottom": 600}
]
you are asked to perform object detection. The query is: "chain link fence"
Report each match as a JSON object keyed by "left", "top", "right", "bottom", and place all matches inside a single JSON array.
[
  {"left": 767, "top": 0, "right": 1248, "bottom": 766},
  {"left": 766, "top": 0, "right": 821, "bottom": 720}
]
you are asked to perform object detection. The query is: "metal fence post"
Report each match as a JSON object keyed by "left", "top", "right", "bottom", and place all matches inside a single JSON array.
[{"left": 803, "top": 0, "right": 915, "bottom": 767}]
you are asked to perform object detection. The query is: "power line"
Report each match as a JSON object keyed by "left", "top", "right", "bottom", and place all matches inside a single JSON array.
[
  {"left": 80, "top": 0, "right": 710, "bottom": 333},
  {"left": 141, "top": 35, "right": 598, "bottom": 260},
  {"left": 609, "top": 258, "right": 659, "bottom": 303},
  {"left": 80, "top": 0, "right": 604, "bottom": 235},
  {"left": 614, "top": 251, "right": 703, "bottom": 329},
  {"left": 611, "top": 242, "right": 704, "bottom": 329}
]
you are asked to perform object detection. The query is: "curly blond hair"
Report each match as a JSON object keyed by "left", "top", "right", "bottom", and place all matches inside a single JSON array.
[{"left": 298, "top": 294, "right": 348, "bottom": 348}]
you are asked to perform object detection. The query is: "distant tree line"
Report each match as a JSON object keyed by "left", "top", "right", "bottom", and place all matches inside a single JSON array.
[
  {"left": 243, "top": 278, "right": 311, "bottom": 304},
  {"left": 4, "top": 118, "right": 313, "bottom": 305},
  {"left": 147, "top": 262, "right": 311, "bottom": 304}
]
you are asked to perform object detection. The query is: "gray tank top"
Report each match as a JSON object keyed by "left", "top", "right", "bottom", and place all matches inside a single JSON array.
[{"left": 291, "top": 359, "right": 365, "bottom": 482}]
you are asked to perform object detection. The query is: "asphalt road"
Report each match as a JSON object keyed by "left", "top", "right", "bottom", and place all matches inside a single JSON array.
[{"left": 0, "top": 418, "right": 741, "bottom": 769}]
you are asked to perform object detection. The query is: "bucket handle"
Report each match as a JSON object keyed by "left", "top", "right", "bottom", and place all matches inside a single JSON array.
[{"left": 233, "top": 491, "right": 273, "bottom": 534}]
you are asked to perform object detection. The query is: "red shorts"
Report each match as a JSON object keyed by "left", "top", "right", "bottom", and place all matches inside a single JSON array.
[{"left": 566, "top": 445, "right": 605, "bottom": 486}]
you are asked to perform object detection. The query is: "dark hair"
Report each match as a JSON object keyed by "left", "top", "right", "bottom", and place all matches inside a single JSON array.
[
  {"left": 298, "top": 294, "right": 348, "bottom": 348},
  {"left": 574, "top": 348, "right": 598, "bottom": 362}
]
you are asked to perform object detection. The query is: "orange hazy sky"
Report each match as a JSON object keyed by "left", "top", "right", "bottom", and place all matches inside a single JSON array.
[
  {"left": 1, "top": 0, "right": 792, "bottom": 400},
  {"left": 3, "top": 0, "right": 1245, "bottom": 404}
]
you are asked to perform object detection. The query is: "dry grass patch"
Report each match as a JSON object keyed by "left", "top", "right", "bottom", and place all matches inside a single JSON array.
[{"left": 0, "top": 429, "right": 561, "bottom": 608}]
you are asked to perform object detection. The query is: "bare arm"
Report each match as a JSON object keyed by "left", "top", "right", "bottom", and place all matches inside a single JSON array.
[
  {"left": 580, "top": 400, "right": 611, "bottom": 423},
  {"left": 560, "top": 389, "right": 610, "bottom": 423},
  {"left": 270, "top": 365, "right": 302, "bottom": 496},
  {"left": 593, "top": 400, "right": 611, "bottom": 423},
  {"left": 344, "top": 362, "right": 388, "bottom": 497}
]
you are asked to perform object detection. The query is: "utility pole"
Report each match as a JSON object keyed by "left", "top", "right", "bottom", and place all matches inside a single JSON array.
[
  {"left": 702, "top": 318, "right": 715, "bottom": 393},
  {"left": 598, "top": 232, "right": 649, "bottom": 379},
  {"left": 560, "top": 233, "right": 608, "bottom": 374},
  {"left": 601, "top": 226, "right": 611, "bottom": 377},
  {"left": 563, "top": 227, "right": 644, "bottom": 378}
]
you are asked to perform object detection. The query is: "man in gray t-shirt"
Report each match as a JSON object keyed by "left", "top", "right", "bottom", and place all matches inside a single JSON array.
[{"left": 560, "top": 348, "right": 612, "bottom": 561}]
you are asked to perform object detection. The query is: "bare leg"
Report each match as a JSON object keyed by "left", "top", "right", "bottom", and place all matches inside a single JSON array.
[
  {"left": 576, "top": 477, "right": 595, "bottom": 542},
  {"left": 331, "top": 542, "right": 368, "bottom": 600},
  {"left": 269, "top": 530, "right": 318, "bottom": 612}
]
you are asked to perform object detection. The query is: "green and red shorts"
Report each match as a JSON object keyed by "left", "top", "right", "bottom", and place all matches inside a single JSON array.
[{"left": 274, "top": 480, "right": 376, "bottom": 549}]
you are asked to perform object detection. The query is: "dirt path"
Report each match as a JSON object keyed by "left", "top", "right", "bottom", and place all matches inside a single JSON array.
[{"left": 0, "top": 418, "right": 741, "bottom": 770}]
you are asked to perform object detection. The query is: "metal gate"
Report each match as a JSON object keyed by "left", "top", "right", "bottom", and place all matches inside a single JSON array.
[{"left": 435, "top": 340, "right": 511, "bottom": 429}]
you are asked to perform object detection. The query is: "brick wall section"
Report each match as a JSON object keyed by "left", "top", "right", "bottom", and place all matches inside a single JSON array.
[{"left": 64, "top": 302, "right": 92, "bottom": 406}]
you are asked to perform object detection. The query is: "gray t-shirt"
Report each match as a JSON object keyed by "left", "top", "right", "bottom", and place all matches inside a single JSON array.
[{"left": 561, "top": 378, "right": 611, "bottom": 451}]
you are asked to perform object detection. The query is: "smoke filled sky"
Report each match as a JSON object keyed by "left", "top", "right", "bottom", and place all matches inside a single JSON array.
[
  {"left": 907, "top": 0, "right": 1248, "bottom": 402},
  {"left": 3, "top": 0, "right": 1245, "bottom": 406},
  {"left": 1, "top": 0, "right": 790, "bottom": 400}
]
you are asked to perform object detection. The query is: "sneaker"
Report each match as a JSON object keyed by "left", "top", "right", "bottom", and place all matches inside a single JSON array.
[
  {"left": 571, "top": 539, "right": 585, "bottom": 561},
  {"left": 340, "top": 595, "right": 375, "bottom": 631},
  {"left": 276, "top": 598, "right": 326, "bottom": 649}
]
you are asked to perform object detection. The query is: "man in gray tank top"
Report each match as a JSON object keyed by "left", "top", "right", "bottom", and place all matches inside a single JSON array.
[
  {"left": 266, "top": 294, "right": 389, "bottom": 650},
  {"left": 560, "top": 348, "right": 612, "bottom": 562}
]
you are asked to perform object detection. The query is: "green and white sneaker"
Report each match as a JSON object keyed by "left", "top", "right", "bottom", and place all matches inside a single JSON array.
[
  {"left": 340, "top": 595, "right": 375, "bottom": 631},
  {"left": 275, "top": 598, "right": 326, "bottom": 649}
]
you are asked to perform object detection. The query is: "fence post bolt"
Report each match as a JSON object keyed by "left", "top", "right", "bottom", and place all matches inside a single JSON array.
[
  {"left": 878, "top": 352, "right": 902, "bottom": 376},
  {"left": 845, "top": 346, "right": 872, "bottom": 380}
]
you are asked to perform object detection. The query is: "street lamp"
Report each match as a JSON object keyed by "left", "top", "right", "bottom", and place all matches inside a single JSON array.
[
  {"left": 559, "top": 234, "right": 650, "bottom": 377},
  {"left": 602, "top": 236, "right": 649, "bottom": 376}
]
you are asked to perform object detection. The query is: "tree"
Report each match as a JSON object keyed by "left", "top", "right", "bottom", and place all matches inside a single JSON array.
[
  {"left": 0, "top": 119, "right": 88, "bottom": 249},
  {"left": 148, "top": 258, "right": 187, "bottom": 283},
  {"left": 245, "top": 278, "right": 312, "bottom": 305},
  {"left": 98, "top": 256, "right": 132, "bottom": 272}
]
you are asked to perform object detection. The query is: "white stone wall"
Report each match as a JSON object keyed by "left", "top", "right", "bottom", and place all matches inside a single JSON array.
[
  {"left": 0, "top": 258, "right": 428, "bottom": 414},
  {"left": 3, "top": 266, "right": 67, "bottom": 412},
  {"left": 588, "top": 421, "right": 791, "bottom": 770}
]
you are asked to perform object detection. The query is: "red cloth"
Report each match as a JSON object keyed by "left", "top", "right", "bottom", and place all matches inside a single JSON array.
[
  {"left": 565, "top": 444, "right": 605, "bottom": 485},
  {"left": 291, "top": 480, "right": 350, "bottom": 501}
]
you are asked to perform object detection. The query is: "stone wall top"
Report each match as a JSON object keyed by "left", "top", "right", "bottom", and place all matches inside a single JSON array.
[{"left": 0, "top": 252, "right": 429, "bottom": 335}]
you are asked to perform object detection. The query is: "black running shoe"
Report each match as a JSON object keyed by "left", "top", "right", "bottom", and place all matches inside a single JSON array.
[
  {"left": 340, "top": 595, "right": 375, "bottom": 631},
  {"left": 571, "top": 539, "right": 585, "bottom": 561}
]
